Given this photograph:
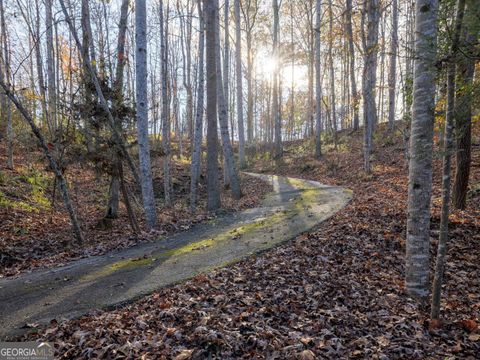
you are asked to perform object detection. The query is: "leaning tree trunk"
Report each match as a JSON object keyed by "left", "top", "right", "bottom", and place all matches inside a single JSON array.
[
  {"left": 387, "top": 0, "right": 398, "bottom": 130},
  {"left": 205, "top": 0, "right": 221, "bottom": 211},
  {"left": 452, "top": 0, "right": 479, "bottom": 210},
  {"left": 234, "top": 0, "right": 246, "bottom": 168},
  {"left": 431, "top": 0, "right": 465, "bottom": 321},
  {"left": 135, "top": 0, "right": 157, "bottom": 229},
  {"left": 190, "top": 0, "right": 205, "bottom": 213},
  {"left": 314, "top": 0, "right": 322, "bottom": 158},
  {"left": 0, "top": 79, "right": 84, "bottom": 244},
  {"left": 405, "top": 0, "right": 439, "bottom": 302},
  {"left": 59, "top": 0, "right": 141, "bottom": 188}
]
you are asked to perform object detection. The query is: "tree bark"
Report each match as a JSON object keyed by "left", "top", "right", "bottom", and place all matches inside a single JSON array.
[
  {"left": 388, "top": 0, "right": 398, "bottom": 130},
  {"left": 328, "top": 0, "right": 337, "bottom": 146},
  {"left": 314, "top": 0, "right": 322, "bottom": 158},
  {"left": 45, "top": 0, "right": 57, "bottom": 134},
  {"left": 431, "top": 0, "right": 465, "bottom": 321},
  {"left": 452, "top": 0, "right": 479, "bottom": 210},
  {"left": 272, "top": 0, "right": 282, "bottom": 158},
  {"left": 160, "top": 0, "right": 172, "bottom": 207},
  {"left": 234, "top": 0, "right": 246, "bottom": 168},
  {"left": 345, "top": 0, "right": 359, "bottom": 131},
  {"left": 215, "top": 0, "right": 242, "bottom": 199},
  {"left": 205, "top": 0, "right": 221, "bottom": 211},
  {"left": 135, "top": 0, "right": 157, "bottom": 229},
  {"left": 106, "top": 0, "right": 130, "bottom": 219},
  {"left": 406, "top": 0, "right": 439, "bottom": 302},
  {"left": 0, "top": 0, "right": 13, "bottom": 169},
  {"left": 190, "top": 0, "right": 205, "bottom": 213},
  {"left": 362, "top": 0, "right": 380, "bottom": 174}
]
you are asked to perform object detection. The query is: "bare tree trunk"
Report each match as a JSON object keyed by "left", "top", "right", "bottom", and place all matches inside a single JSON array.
[
  {"left": 241, "top": 0, "right": 259, "bottom": 143},
  {"left": 106, "top": 0, "right": 130, "bottom": 220},
  {"left": 0, "top": 5, "right": 5, "bottom": 143},
  {"left": 190, "top": 0, "right": 205, "bottom": 212},
  {"left": 405, "top": 0, "right": 439, "bottom": 302},
  {"left": 0, "top": 0, "right": 13, "bottom": 169},
  {"left": 205, "top": 0, "right": 221, "bottom": 211},
  {"left": 272, "top": 0, "right": 282, "bottom": 158},
  {"left": 289, "top": 1, "right": 295, "bottom": 141},
  {"left": 234, "top": 0, "right": 246, "bottom": 168},
  {"left": 120, "top": 164, "right": 141, "bottom": 235},
  {"left": 45, "top": 0, "right": 57, "bottom": 134},
  {"left": 361, "top": 0, "right": 380, "bottom": 174},
  {"left": 215, "top": 0, "right": 242, "bottom": 199},
  {"left": 328, "top": 0, "right": 337, "bottom": 147},
  {"left": 314, "top": 0, "right": 322, "bottom": 158},
  {"left": 377, "top": 11, "right": 386, "bottom": 124},
  {"left": 246, "top": 32, "right": 254, "bottom": 143},
  {"left": 34, "top": 0, "right": 48, "bottom": 133},
  {"left": 452, "top": 0, "right": 479, "bottom": 210},
  {"left": 160, "top": 0, "right": 172, "bottom": 207},
  {"left": 431, "top": 0, "right": 465, "bottom": 321},
  {"left": 388, "top": 0, "right": 398, "bottom": 130},
  {"left": 135, "top": 0, "right": 157, "bottom": 229},
  {"left": 223, "top": 0, "right": 231, "bottom": 187},
  {"left": 0, "top": 79, "right": 84, "bottom": 244}
]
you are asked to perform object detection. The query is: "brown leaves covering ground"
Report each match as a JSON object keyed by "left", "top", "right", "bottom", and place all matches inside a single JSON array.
[
  {"left": 0, "top": 148, "right": 272, "bottom": 277},
  {"left": 23, "top": 127, "right": 480, "bottom": 358}
]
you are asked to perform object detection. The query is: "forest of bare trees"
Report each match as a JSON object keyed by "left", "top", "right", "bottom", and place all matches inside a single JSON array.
[{"left": 0, "top": 0, "right": 479, "bottom": 356}]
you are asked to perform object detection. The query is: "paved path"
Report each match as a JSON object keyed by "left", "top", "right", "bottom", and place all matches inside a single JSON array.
[{"left": 0, "top": 174, "right": 352, "bottom": 339}]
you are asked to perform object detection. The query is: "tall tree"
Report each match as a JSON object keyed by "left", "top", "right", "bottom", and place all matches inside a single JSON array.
[
  {"left": 45, "top": 0, "right": 56, "bottom": 134},
  {"left": 314, "top": 0, "right": 321, "bottom": 158},
  {"left": 452, "top": 0, "right": 479, "bottom": 209},
  {"left": 135, "top": 0, "right": 157, "bottom": 229},
  {"left": 0, "top": 0, "right": 13, "bottom": 169},
  {"left": 234, "top": 0, "right": 246, "bottom": 168},
  {"left": 345, "top": 0, "right": 359, "bottom": 131},
  {"left": 240, "top": 0, "right": 259, "bottom": 143},
  {"left": 106, "top": 0, "right": 130, "bottom": 220},
  {"left": 190, "top": 0, "right": 205, "bottom": 212},
  {"left": 405, "top": 0, "right": 439, "bottom": 301},
  {"left": 387, "top": 0, "right": 398, "bottom": 130},
  {"left": 215, "top": 0, "right": 242, "bottom": 199},
  {"left": 361, "top": 0, "right": 380, "bottom": 174},
  {"left": 327, "top": 0, "right": 337, "bottom": 145},
  {"left": 205, "top": 0, "right": 221, "bottom": 211},
  {"left": 159, "top": 0, "right": 172, "bottom": 207},
  {"left": 272, "top": 0, "right": 282, "bottom": 158},
  {"left": 431, "top": 0, "right": 465, "bottom": 321}
]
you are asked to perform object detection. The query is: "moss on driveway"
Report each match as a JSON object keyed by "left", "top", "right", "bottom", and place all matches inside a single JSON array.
[{"left": 0, "top": 174, "right": 352, "bottom": 339}]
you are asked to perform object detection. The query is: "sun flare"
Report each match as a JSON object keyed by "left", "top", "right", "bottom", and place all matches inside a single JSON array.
[{"left": 255, "top": 50, "right": 308, "bottom": 89}]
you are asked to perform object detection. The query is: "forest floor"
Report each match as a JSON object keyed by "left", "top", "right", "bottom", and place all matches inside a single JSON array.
[
  {"left": 0, "top": 173, "right": 350, "bottom": 339},
  {"left": 0, "top": 147, "right": 272, "bottom": 277},
  {"left": 15, "top": 124, "right": 480, "bottom": 358}
]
